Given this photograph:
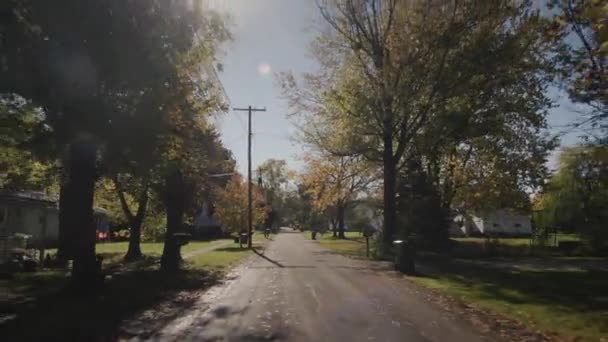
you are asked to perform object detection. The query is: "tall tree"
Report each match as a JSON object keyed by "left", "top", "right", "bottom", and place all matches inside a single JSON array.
[
  {"left": 283, "top": 0, "right": 554, "bottom": 260},
  {"left": 214, "top": 174, "right": 268, "bottom": 248},
  {"left": 302, "top": 154, "right": 375, "bottom": 239},
  {"left": 257, "top": 159, "right": 288, "bottom": 227},
  {"left": 535, "top": 144, "right": 608, "bottom": 252},
  {"left": 1, "top": 0, "right": 229, "bottom": 282}
]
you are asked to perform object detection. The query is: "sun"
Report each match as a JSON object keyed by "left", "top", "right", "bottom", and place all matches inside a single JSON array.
[{"left": 257, "top": 63, "right": 271, "bottom": 76}]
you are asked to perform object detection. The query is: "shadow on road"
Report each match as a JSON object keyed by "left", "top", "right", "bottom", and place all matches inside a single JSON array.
[
  {"left": 253, "top": 249, "right": 284, "bottom": 268},
  {"left": 252, "top": 249, "right": 316, "bottom": 269}
]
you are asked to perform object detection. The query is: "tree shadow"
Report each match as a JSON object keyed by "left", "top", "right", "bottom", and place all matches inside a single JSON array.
[
  {"left": 0, "top": 265, "right": 222, "bottom": 340},
  {"left": 253, "top": 249, "right": 284, "bottom": 268},
  {"left": 213, "top": 246, "right": 250, "bottom": 253},
  {"left": 417, "top": 257, "right": 608, "bottom": 315}
]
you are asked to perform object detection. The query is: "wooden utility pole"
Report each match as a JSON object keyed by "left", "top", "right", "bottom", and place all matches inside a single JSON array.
[{"left": 233, "top": 106, "right": 266, "bottom": 248}]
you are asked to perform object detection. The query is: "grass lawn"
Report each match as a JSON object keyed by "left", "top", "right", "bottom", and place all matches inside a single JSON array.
[
  {"left": 46, "top": 240, "right": 230, "bottom": 268},
  {"left": 452, "top": 233, "right": 580, "bottom": 247},
  {"left": 410, "top": 259, "right": 608, "bottom": 341},
  {"left": 452, "top": 237, "right": 532, "bottom": 246},
  {"left": 304, "top": 231, "right": 369, "bottom": 258},
  {"left": 0, "top": 238, "right": 251, "bottom": 340},
  {"left": 188, "top": 245, "right": 255, "bottom": 271},
  {"left": 448, "top": 234, "right": 585, "bottom": 258}
]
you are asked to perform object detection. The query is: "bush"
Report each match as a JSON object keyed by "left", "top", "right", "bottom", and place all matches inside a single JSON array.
[
  {"left": 142, "top": 225, "right": 166, "bottom": 242},
  {"left": 110, "top": 229, "right": 130, "bottom": 242}
]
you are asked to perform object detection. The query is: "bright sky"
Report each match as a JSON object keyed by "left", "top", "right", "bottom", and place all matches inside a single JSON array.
[{"left": 210, "top": 0, "right": 584, "bottom": 176}]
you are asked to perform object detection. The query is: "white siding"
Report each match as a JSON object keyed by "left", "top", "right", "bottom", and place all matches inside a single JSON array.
[
  {"left": 449, "top": 209, "right": 532, "bottom": 237},
  {"left": 482, "top": 210, "right": 531, "bottom": 235},
  {"left": 471, "top": 216, "right": 484, "bottom": 234}
]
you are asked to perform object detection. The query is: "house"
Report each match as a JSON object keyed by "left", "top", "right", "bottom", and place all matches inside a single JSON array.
[
  {"left": 0, "top": 192, "right": 59, "bottom": 246},
  {"left": 192, "top": 202, "right": 223, "bottom": 239},
  {"left": 0, "top": 191, "right": 110, "bottom": 246},
  {"left": 450, "top": 209, "right": 532, "bottom": 237}
]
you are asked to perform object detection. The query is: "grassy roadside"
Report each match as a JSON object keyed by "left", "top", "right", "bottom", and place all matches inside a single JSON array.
[
  {"left": 303, "top": 231, "right": 369, "bottom": 258},
  {"left": 408, "top": 260, "right": 608, "bottom": 341},
  {"left": 188, "top": 236, "right": 268, "bottom": 272},
  {"left": 45, "top": 240, "right": 231, "bottom": 267},
  {"left": 307, "top": 232, "right": 607, "bottom": 340},
  {"left": 0, "top": 238, "right": 260, "bottom": 340}
]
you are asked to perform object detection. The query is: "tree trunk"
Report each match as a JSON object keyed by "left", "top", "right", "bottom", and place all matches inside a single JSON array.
[
  {"left": 337, "top": 204, "right": 346, "bottom": 239},
  {"left": 124, "top": 217, "right": 143, "bottom": 261},
  {"left": 116, "top": 179, "right": 149, "bottom": 262},
  {"left": 56, "top": 175, "right": 70, "bottom": 266},
  {"left": 382, "top": 134, "right": 398, "bottom": 250},
  {"left": 161, "top": 171, "right": 185, "bottom": 272},
  {"left": 67, "top": 141, "right": 99, "bottom": 289}
]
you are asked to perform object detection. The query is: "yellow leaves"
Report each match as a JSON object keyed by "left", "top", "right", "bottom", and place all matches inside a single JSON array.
[
  {"left": 302, "top": 154, "right": 374, "bottom": 213},
  {"left": 214, "top": 175, "right": 268, "bottom": 234}
]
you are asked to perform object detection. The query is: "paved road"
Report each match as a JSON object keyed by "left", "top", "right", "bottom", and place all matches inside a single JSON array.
[{"left": 148, "top": 230, "right": 495, "bottom": 342}]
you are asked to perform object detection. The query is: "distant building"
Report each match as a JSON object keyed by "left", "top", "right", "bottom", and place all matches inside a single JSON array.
[{"left": 450, "top": 209, "right": 532, "bottom": 237}]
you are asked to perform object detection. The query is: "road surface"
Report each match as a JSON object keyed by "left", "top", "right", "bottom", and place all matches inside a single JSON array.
[{"left": 140, "top": 230, "right": 496, "bottom": 341}]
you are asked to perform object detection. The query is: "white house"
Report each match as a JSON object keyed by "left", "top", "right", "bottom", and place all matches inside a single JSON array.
[{"left": 450, "top": 209, "right": 532, "bottom": 237}]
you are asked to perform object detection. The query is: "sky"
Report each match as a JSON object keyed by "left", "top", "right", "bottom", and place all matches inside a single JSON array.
[{"left": 209, "top": 0, "right": 585, "bottom": 177}]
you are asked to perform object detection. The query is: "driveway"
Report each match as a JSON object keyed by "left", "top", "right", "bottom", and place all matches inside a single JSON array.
[{"left": 129, "top": 230, "right": 497, "bottom": 341}]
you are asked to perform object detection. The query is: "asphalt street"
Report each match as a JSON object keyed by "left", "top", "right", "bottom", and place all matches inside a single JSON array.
[{"left": 145, "top": 229, "right": 495, "bottom": 342}]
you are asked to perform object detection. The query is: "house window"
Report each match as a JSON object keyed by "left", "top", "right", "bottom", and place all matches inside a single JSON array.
[
  {"left": 493, "top": 223, "right": 500, "bottom": 227},
  {"left": 514, "top": 223, "right": 521, "bottom": 228},
  {"left": 39, "top": 215, "right": 46, "bottom": 225},
  {"left": 15, "top": 207, "right": 21, "bottom": 217}
]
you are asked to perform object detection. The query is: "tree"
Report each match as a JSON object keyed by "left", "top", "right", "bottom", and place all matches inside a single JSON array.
[
  {"left": 547, "top": 0, "right": 607, "bottom": 137},
  {"left": 214, "top": 174, "right": 268, "bottom": 248},
  {"left": 1, "top": 0, "right": 229, "bottom": 282},
  {"left": 283, "top": 0, "right": 554, "bottom": 261},
  {"left": 302, "top": 153, "right": 375, "bottom": 239},
  {"left": 535, "top": 144, "right": 608, "bottom": 253},
  {"left": 257, "top": 159, "right": 288, "bottom": 228},
  {"left": 0, "top": 95, "right": 58, "bottom": 191}
]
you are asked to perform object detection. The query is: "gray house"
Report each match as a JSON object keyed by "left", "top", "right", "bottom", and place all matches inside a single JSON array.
[
  {"left": 0, "top": 191, "right": 110, "bottom": 245},
  {"left": 0, "top": 192, "right": 59, "bottom": 245}
]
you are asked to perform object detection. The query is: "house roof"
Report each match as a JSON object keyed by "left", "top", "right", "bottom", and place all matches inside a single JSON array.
[
  {"left": 0, "top": 191, "right": 109, "bottom": 215},
  {"left": 0, "top": 191, "right": 57, "bottom": 208}
]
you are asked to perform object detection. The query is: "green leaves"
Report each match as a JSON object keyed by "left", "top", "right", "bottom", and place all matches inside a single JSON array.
[
  {"left": 288, "top": 0, "right": 555, "bottom": 218},
  {"left": 535, "top": 144, "right": 608, "bottom": 251}
]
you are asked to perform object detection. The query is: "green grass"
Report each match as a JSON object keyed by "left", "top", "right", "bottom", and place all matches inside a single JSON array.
[
  {"left": 188, "top": 246, "right": 253, "bottom": 271},
  {"left": 46, "top": 240, "right": 230, "bottom": 268},
  {"left": 410, "top": 260, "right": 608, "bottom": 341},
  {"left": 0, "top": 266, "right": 220, "bottom": 340},
  {"left": 0, "top": 239, "right": 249, "bottom": 340},
  {"left": 448, "top": 234, "right": 586, "bottom": 258},
  {"left": 304, "top": 231, "right": 369, "bottom": 258},
  {"left": 452, "top": 237, "right": 532, "bottom": 246}
]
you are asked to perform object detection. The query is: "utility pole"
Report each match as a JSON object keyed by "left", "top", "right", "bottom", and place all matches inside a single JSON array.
[{"left": 233, "top": 106, "right": 266, "bottom": 248}]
